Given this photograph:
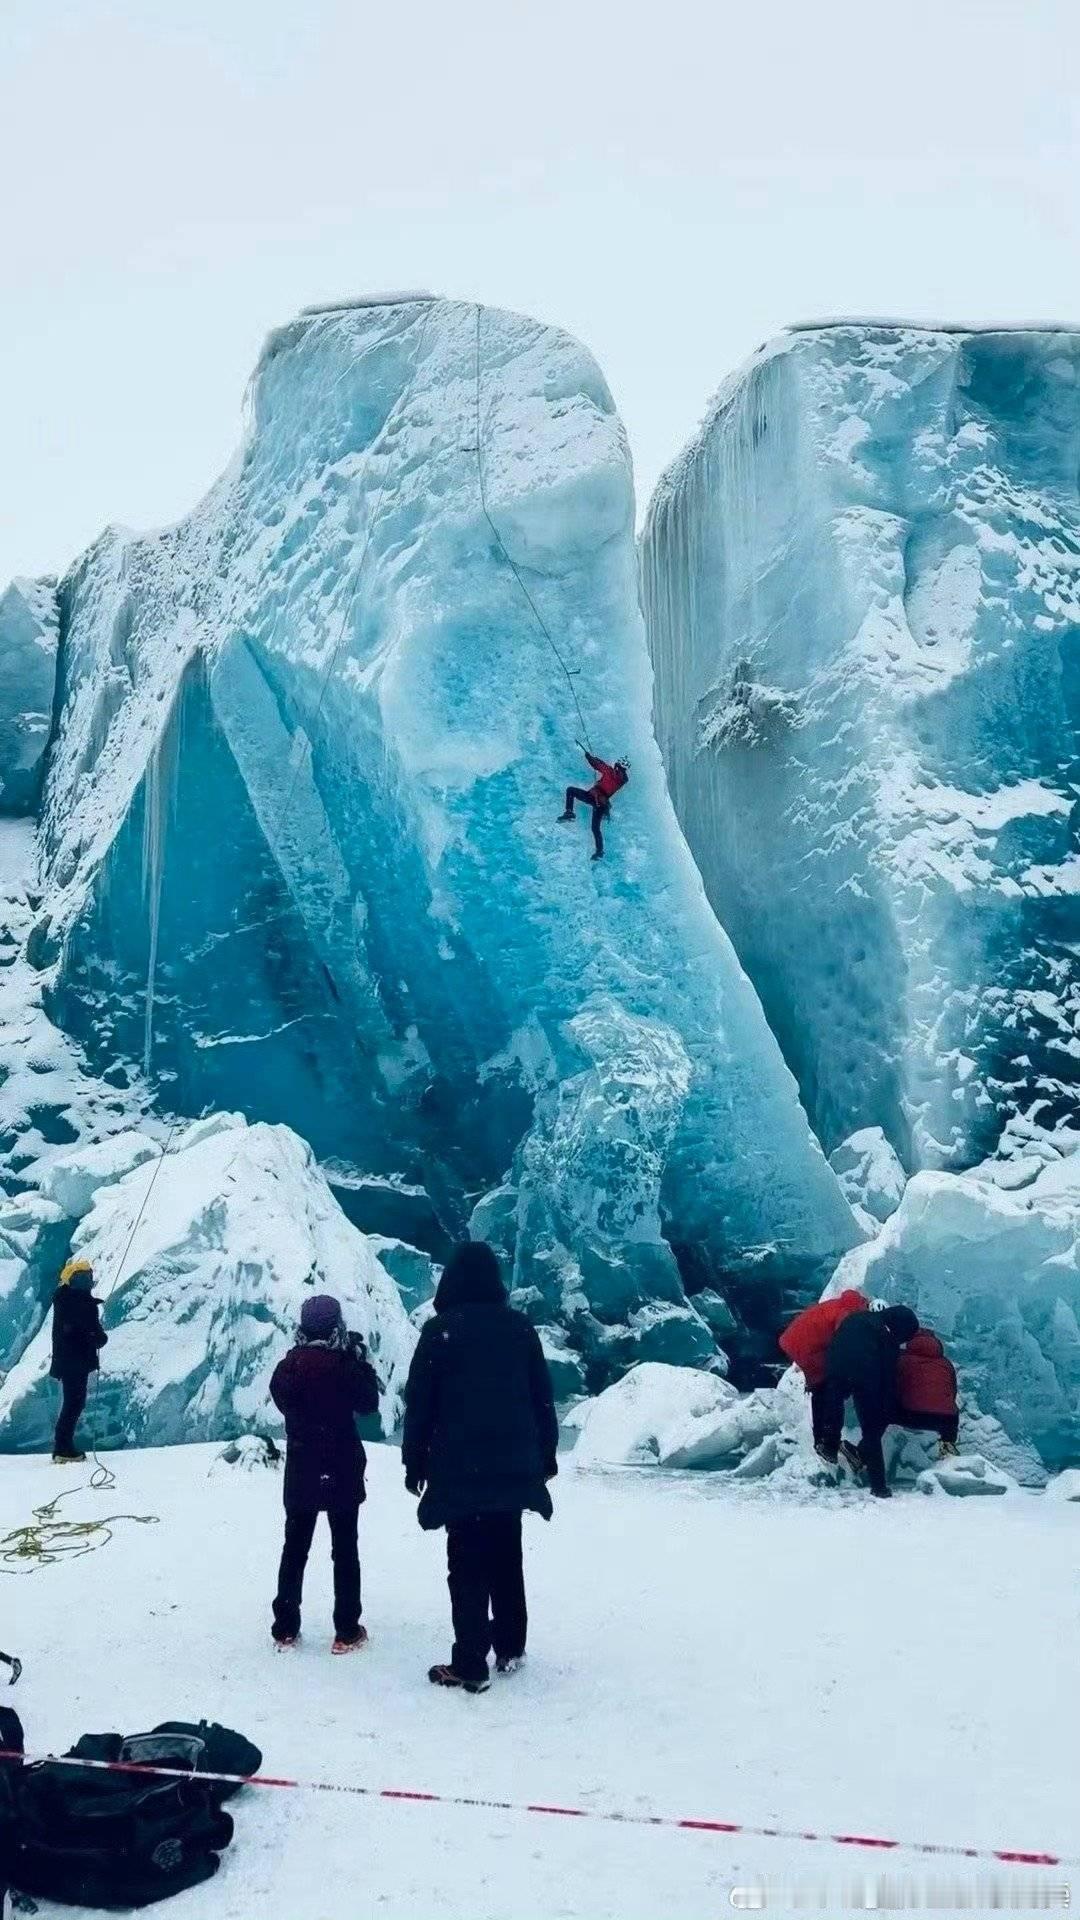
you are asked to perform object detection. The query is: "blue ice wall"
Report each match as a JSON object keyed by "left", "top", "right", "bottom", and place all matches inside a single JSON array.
[
  {"left": 38, "top": 298, "right": 857, "bottom": 1375},
  {"left": 0, "top": 577, "right": 58, "bottom": 813},
  {"left": 643, "top": 325, "right": 1080, "bottom": 1172}
]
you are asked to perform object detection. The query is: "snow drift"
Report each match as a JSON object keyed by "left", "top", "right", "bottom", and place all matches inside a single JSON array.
[
  {"left": 26, "top": 296, "right": 857, "bottom": 1380},
  {"left": 642, "top": 324, "right": 1080, "bottom": 1174}
]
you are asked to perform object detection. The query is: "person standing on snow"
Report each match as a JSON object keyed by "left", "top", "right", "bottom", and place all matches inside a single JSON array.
[
  {"left": 817, "top": 1303, "right": 919, "bottom": 1498},
  {"left": 557, "top": 743, "right": 630, "bottom": 859},
  {"left": 778, "top": 1287, "right": 869, "bottom": 1462},
  {"left": 50, "top": 1258, "right": 107, "bottom": 1463},
  {"left": 401, "top": 1241, "right": 558, "bottom": 1694},
  {"left": 269, "top": 1294, "right": 380, "bottom": 1654}
]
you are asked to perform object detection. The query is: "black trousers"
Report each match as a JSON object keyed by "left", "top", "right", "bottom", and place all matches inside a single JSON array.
[
  {"left": 446, "top": 1512, "right": 526, "bottom": 1683},
  {"left": 816, "top": 1380, "right": 889, "bottom": 1494},
  {"left": 54, "top": 1371, "right": 89, "bottom": 1456},
  {"left": 896, "top": 1410, "right": 959, "bottom": 1445},
  {"left": 564, "top": 787, "right": 608, "bottom": 855},
  {"left": 273, "top": 1503, "right": 361, "bottom": 1642}
]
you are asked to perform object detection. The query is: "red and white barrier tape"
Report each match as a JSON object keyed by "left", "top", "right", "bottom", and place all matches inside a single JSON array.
[{"left": 0, "top": 1749, "right": 1072, "bottom": 1870}]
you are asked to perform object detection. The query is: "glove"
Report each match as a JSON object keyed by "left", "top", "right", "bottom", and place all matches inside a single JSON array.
[
  {"left": 404, "top": 1473, "right": 425, "bottom": 1498},
  {"left": 544, "top": 1457, "right": 558, "bottom": 1482}
]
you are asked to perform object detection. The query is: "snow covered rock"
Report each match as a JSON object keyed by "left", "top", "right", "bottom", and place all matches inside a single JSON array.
[
  {"left": 33, "top": 295, "right": 857, "bottom": 1373},
  {"left": 0, "top": 1118, "right": 416, "bottom": 1451},
  {"left": 0, "top": 577, "right": 58, "bottom": 814},
  {"left": 38, "top": 1130, "right": 159, "bottom": 1219},
  {"left": 830, "top": 1156, "right": 1080, "bottom": 1471},
  {"left": 1046, "top": 1467, "right": 1080, "bottom": 1500},
  {"left": 643, "top": 324, "right": 1080, "bottom": 1174},
  {"left": 568, "top": 1360, "right": 789, "bottom": 1469},
  {"left": 0, "top": 1190, "right": 69, "bottom": 1370},
  {"left": 210, "top": 1432, "right": 282, "bottom": 1475},
  {"left": 829, "top": 1127, "right": 906, "bottom": 1226},
  {"left": 917, "top": 1452, "right": 1015, "bottom": 1497}
]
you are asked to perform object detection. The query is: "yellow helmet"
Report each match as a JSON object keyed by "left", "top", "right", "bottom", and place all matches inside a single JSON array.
[{"left": 59, "top": 1258, "right": 93, "bottom": 1286}]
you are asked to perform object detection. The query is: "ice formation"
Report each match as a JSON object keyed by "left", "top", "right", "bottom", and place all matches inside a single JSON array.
[
  {"left": 642, "top": 324, "right": 1080, "bottom": 1174},
  {"left": 25, "top": 295, "right": 856, "bottom": 1381},
  {"left": 0, "top": 1115, "right": 416, "bottom": 1450},
  {"left": 829, "top": 1142, "right": 1080, "bottom": 1470},
  {"left": 0, "top": 578, "right": 58, "bottom": 813},
  {"left": 828, "top": 1126, "right": 906, "bottom": 1230}
]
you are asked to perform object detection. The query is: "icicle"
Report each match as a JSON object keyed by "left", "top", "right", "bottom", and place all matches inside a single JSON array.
[{"left": 140, "top": 700, "right": 180, "bottom": 1079}]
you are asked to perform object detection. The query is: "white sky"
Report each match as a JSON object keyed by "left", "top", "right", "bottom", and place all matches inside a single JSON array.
[{"left": 2, "top": 0, "right": 1078, "bottom": 587}]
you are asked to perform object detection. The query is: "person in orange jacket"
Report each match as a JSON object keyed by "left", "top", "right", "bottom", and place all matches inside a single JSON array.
[
  {"left": 557, "top": 744, "right": 630, "bottom": 859},
  {"left": 778, "top": 1288, "right": 869, "bottom": 1462}
]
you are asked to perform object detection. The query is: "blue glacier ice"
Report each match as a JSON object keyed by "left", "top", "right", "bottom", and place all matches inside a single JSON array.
[
  {"left": 0, "top": 577, "right": 58, "bottom": 813},
  {"left": 642, "top": 324, "right": 1080, "bottom": 1175},
  {"left": 30, "top": 296, "right": 858, "bottom": 1383}
]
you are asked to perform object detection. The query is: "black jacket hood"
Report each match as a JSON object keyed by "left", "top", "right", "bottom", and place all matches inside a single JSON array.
[{"left": 433, "top": 1241, "right": 506, "bottom": 1313}]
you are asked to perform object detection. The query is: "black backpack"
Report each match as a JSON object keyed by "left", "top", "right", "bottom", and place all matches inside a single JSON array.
[{"left": 1, "top": 1712, "right": 261, "bottom": 1910}]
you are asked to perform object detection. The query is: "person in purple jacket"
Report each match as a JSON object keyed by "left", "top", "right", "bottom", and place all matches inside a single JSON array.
[{"left": 269, "top": 1293, "right": 380, "bottom": 1654}]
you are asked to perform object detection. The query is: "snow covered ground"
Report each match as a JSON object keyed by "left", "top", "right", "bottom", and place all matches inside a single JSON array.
[{"left": 2, "top": 1442, "right": 1075, "bottom": 1918}]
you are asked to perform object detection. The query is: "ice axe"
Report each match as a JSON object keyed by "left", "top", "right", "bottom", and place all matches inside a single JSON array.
[{"left": 0, "top": 1651, "right": 21, "bottom": 1685}]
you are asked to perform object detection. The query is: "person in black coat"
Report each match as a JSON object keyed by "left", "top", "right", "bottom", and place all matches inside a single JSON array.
[
  {"left": 269, "top": 1293, "right": 380, "bottom": 1652},
  {"left": 50, "top": 1259, "right": 108, "bottom": 1463},
  {"left": 401, "top": 1241, "right": 558, "bottom": 1694},
  {"left": 817, "top": 1303, "right": 919, "bottom": 1498}
]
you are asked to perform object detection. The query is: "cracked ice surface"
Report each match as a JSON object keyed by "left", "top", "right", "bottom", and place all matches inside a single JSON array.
[
  {"left": 642, "top": 324, "right": 1080, "bottom": 1174},
  {"left": 33, "top": 298, "right": 857, "bottom": 1377}
]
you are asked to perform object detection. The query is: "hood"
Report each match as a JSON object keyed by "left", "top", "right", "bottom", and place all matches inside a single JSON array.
[
  {"left": 434, "top": 1241, "right": 506, "bottom": 1312},
  {"left": 905, "top": 1329, "right": 944, "bottom": 1358},
  {"left": 881, "top": 1304, "right": 919, "bottom": 1345}
]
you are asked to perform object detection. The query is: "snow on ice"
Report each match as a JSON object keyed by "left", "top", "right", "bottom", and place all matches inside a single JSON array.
[
  {"left": 0, "top": 1115, "right": 416, "bottom": 1450},
  {"left": 0, "top": 306, "right": 1077, "bottom": 1466},
  {"left": 0, "top": 577, "right": 58, "bottom": 813},
  {"left": 828, "top": 1143, "right": 1080, "bottom": 1472},
  {"left": 22, "top": 296, "right": 857, "bottom": 1382},
  {"left": 642, "top": 324, "right": 1080, "bottom": 1177}
]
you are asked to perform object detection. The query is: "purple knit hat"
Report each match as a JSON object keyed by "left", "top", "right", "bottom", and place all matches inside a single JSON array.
[{"left": 300, "top": 1293, "right": 343, "bottom": 1340}]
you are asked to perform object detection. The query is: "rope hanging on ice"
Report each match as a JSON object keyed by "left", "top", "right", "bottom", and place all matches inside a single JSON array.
[{"left": 472, "top": 303, "right": 592, "bottom": 750}]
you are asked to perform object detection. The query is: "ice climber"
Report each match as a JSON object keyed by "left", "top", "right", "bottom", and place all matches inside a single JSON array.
[
  {"left": 401, "top": 1241, "right": 558, "bottom": 1694},
  {"left": 778, "top": 1287, "right": 869, "bottom": 1461},
  {"left": 50, "top": 1259, "right": 107, "bottom": 1464},
  {"left": 269, "top": 1293, "right": 380, "bottom": 1654},
  {"left": 816, "top": 1303, "right": 920, "bottom": 1499},
  {"left": 557, "top": 743, "right": 630, "bottom": 859}
]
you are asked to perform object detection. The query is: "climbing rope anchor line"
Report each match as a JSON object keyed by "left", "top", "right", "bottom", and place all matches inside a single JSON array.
[{"left": 472, "top": 303, "right": 592, "bottom": 751}]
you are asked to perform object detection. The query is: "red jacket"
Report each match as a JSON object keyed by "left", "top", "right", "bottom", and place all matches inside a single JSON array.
[
  {"left": 779, "top": 1289, "right": 868, "bottom": 1390},
  {"left": 585, "top": 752, "right": 628, "bottom": 802},
  {"left": 896, "top": 1330, "right": 957, "bottom": 1418}
]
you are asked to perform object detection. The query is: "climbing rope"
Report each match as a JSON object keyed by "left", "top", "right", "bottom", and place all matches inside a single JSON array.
[
  {"left": 0, "top": 1131, "right": 180, "bottom": 1571},
  {"left": 472, "top": 303, "right": 592, "bottom": 749},
  {"left": 0, "top": 1494, "right": 157, "bottom": 1575}
]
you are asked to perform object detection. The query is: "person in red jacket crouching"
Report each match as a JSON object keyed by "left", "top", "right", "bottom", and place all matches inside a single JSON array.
[
  {"left": 895, "top": 1329, "right": 960, "bottom": 1457},
  {"left": 778, "top": 1289, "right": 869, "bottom": 1463}
]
